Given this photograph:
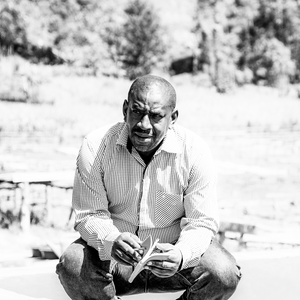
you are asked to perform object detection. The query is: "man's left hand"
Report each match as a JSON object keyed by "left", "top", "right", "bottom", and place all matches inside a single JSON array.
[{"left": 146, "top": 243, "right": 182, "bottom": 278}]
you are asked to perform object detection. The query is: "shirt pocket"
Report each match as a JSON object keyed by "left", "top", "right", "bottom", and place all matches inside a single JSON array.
[{"left": 155, "top": 191, "right": 184, "bottom": 228}]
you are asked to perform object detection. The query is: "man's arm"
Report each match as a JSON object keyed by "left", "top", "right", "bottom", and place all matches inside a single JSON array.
[
  {"left": 72, "top": 136, "right": 121, "bottom": 261},
  {"left": 175, "top": 139, "right": 219, "bottom": 269},
  {"left": 146, "top": 138, "right": 218, "bottom": 276}
]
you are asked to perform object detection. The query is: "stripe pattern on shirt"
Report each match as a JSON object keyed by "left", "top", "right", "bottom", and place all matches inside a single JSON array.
[{"left": 72, "top": 122, "right": 219, "bottom": 269}]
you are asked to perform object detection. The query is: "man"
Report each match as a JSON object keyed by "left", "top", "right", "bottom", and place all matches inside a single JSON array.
[{"left": 56, "top": 75, "right": 241, "bottom": 300}]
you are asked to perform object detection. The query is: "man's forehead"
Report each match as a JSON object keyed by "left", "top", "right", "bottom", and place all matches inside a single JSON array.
[
  {"left": 130, "top": 83, "right": 162, "bottom": 96},
  {"left": 130, "top": 97, "right": 166, "bottom": 111},
  {"left": 131, "top": 84, "right": 169, "bottom": 102}
]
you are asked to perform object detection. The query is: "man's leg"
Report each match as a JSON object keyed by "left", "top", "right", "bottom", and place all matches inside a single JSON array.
[
  {"left": 146, "top": 238, "right": 242, "bottom": 300},
  {"left": 56, "top": 238, "right": 146, "bottom": 300}
]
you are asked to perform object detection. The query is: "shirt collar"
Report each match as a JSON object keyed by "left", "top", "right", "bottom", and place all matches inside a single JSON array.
[
  {"left": 159, "top": 126, "right": 182, "bottom": 154},
  {"left": 116, "top": 122, "right": 182, "bottom": 154},
  {"left": 116, "top": 123, "right": 129, "bottom": 148}
]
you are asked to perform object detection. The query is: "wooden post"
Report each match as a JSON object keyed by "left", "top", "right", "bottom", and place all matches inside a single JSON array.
[
  {"left": 45, "top": 184, "right": 52, "bottom": 224},
  {"left": 20, "top": 182, "right": 31, "bottom": 231}
]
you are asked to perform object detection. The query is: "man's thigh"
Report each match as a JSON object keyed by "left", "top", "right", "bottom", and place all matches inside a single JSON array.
[{"left": 56, "top": 238, "right": 147, "bottom": 299}]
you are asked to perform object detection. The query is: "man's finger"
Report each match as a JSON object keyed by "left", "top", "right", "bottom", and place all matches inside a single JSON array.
[
  {"left": 147, "top": 260, "right": 173, "bottom": 270},
  {"left": 129, "top": 233, "right": 142, "bottom": 244},
  {"left": 118, "top": 241, "right": 142, "bottom": 261},
  {"left": 148, "top": 266, "right": 174, "bottom": 278},
  {"left": 121, "top": 235, "right": 141, "bottom": 251},
  {"left": 115, "top": 249, "right": 134, "bottom": 266}
]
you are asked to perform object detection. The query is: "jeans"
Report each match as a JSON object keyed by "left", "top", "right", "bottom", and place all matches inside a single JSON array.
[{"left": 56, "top": 238, "right": 241, "bottom": 300}]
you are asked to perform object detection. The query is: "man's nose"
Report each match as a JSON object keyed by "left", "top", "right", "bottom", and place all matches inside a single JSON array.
[{"left": 139, "top": 114, "right": 151, "bottom": 129}]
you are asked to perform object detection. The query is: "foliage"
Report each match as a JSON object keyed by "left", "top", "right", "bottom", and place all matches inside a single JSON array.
[
  {"left": 249, "top": 37, "right": 295, "bottom": 86},
  {"left": 239, "top": 0, "right": 299, "bottom": 84},
  {"left": 194, "top": 0, "right": 254, "bottom": 92},
  {"left": 0, "top": 0, "right": 166, "bottom": 78},
  {"left": 103, "top": 0, "right": 166, "bottom": 80},
  {"left": 1, "top": 0, "right": 300, "bottom": 85},
  {"left": 0, "top": 2, "right": 27, "bottom": 52},
  {"left": 0, "top": 208, "right": 19, "bottom": 229},
  {"left": 40, "top": 0, "right": 115, "bottom": 74},
  {"left": 0, "top": 0, "right": 118, "bottom": 73},
  {"left": 194, "top": 0, "right": 300, "bottom": 90}
]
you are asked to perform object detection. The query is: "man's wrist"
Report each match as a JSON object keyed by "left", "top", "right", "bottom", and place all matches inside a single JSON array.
[{"left": 103, "top": 231, "right": 121, "bottom": 260}]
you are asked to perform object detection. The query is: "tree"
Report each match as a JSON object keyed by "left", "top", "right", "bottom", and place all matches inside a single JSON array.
[
  {"left": 194, "top": 0, "right": 242, "bottom": 92},
  {"left": 0, "top": 0, "right": 117, "bottom": 72},
  {"left": 249, "top": 37, "right": 295, "bottom": 86},
  {"left": 194, "top": 0, "right": 300, "bottom": 88},
  {"left": 239, "top": 0, "right": 299, "bottom": 84},
  {"left": 0, "top": 2, "right": 27, "bottom": 53},
  {"left": 105, "top": 0, "right": 166, "bottom": 80}
]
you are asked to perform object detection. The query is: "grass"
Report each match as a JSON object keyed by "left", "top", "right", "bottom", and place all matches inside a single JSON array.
[{"left": 1, "top": 71, "right": 299, "bottom": 139}]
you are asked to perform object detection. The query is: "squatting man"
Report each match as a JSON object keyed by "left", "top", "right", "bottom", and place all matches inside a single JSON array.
[{"left": 56, "top": 74, "right": 242, "bottom": 300}]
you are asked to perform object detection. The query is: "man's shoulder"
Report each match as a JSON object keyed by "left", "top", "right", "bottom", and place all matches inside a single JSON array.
[
  {"left": 85, "top": 122, "right": 125, "bottom": 142},
  {"left": 173, "top": 124, "right": 208, "bottom": 147},
  {"left": 84, "top": 122, "right": 126, "bottom": 151},
  {"left": 173, "top": 125, "right": 214, "bottom": 165}
]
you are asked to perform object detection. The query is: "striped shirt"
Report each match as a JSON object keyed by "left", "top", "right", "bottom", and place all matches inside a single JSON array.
[{"left": 72, "top": 122, "right": 219, "bottom": 269}]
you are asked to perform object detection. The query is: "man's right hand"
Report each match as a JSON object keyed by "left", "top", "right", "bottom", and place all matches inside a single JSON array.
[{"left": 111, "top": 232, "right": 144, "bottom": 266}]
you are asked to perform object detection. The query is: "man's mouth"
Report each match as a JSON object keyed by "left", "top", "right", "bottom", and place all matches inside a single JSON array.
[{"left": 134, "top": 131, "right": 152, "bottom": 138}]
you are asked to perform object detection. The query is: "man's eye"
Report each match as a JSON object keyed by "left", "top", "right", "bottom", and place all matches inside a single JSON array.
[
  {"left": 150, "top": 114, "right": 163, "bottom": 121},
  {"left": 133, "top": 110, "right": 142, "bottom": 115}
]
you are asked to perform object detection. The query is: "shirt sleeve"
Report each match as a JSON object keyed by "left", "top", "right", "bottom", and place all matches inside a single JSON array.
[
  {"left": 72, "top": 136, "right": 120, "bottom": 261},
  {"left": 175, "top": 139, "right": 219, "bottom": 269}
]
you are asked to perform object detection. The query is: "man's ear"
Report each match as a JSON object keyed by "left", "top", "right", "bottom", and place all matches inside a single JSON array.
[
  {"left": 170, "top": 110, "right": 178, "bottom": 125},
  {"left": 123, "top": 100, "right": 128, "bottom": 121}
]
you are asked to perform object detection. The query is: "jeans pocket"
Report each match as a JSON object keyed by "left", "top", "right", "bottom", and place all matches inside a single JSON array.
[{"left": 175, "top": 270, "right": 195, "bottom": 288}]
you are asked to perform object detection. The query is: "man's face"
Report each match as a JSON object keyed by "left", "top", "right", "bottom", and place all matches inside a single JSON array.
[{"left": 123, "top": 85, "right": 178, "bottom": 157}]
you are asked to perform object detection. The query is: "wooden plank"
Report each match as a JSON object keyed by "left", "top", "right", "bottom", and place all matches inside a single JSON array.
[
  {"left": 49, "top": 181, "right": 73, "bottom": 190},
  {"left": 242, "top": 233, "right": 300, "bottom": 246},
  {"left": 219, "top": 220, "right": 256, "bottom": 234},
  {"left": 218, "top": 220, "right": 257, "bottom": 246},
  {"left": 0, "top": 171, "right": 74, "bottom": 184}
]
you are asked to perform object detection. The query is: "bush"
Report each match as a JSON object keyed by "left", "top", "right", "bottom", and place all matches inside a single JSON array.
[
  {"left": 104, "top": 0, "right": 166, "bottom": 80},
  {"left": 249, "top": 38, "right": 295, "bottom": 86},
  {"left": 0, "top": 4, "right": 27, "bottom": 52}
]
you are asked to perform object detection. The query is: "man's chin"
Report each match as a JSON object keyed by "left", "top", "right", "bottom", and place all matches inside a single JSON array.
[
  {"left": 131, "top": 139, "right": 155, "bottom": 153},
  {"left": 133, "top": 143, "right": 152, "bottom": 153},
  {"left": 132, "top": 136, "right": 152, "bottom": 148}
]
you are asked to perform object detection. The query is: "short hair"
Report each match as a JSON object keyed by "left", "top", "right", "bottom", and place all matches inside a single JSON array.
[{"left": 128, "top": 75, "right": 176, "bottom": 110}]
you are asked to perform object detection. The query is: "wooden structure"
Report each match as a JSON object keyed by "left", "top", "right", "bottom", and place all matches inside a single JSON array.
[
  {"left": 218, "top": 219, "right": 257, "bottom": 247},
  {"left": 0, "top": 171, "right": 74, "bottom": 230}
]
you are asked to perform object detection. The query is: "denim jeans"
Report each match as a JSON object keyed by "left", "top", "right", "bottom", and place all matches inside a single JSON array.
[{"left": 56, "top": 238, "right": 241, "bottom": 300}]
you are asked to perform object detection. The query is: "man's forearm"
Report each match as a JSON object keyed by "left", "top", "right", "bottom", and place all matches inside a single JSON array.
[
  {"left": 74, "top": 214, "right": 120, "bottom": 260},
  {"left": 176, "top": 226, "right": 216, "bottom": 269}
]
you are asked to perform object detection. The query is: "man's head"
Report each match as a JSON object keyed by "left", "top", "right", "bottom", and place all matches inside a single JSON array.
[{"left": 123, "top": 75, "right": 178, "bottom": 160}]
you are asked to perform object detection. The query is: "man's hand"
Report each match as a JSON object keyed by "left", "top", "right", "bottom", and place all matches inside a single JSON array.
[
  {"left": 111, "top": 232, "right": 144, "bottom": 266},
  {"left": 146, "top": 243, "right": 182, "bottom": 278}
]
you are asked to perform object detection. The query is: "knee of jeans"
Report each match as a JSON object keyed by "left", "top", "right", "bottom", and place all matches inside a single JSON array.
[
  {"left": 56, "top": 242, "right": 84, "bottom": 278},
  {"left": 211, "top": 259, "right": 242, "bottom": 293}
]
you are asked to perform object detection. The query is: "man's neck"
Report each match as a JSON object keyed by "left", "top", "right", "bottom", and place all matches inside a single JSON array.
[
  {"left": 127, "top": 138, "right": 164, "bottom": 165},
  {"left": 137, "top": 141, "right": 163, "bottom": 165},
  {"left": 138, "top": 150, "right": 155, "bottom": 165}
]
